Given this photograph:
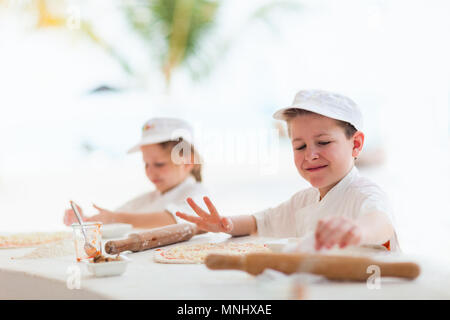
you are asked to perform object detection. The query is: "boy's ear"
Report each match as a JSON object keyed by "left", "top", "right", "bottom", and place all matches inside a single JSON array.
[{"left": 352, "top": 131, "right": 364, "bottom": 158}]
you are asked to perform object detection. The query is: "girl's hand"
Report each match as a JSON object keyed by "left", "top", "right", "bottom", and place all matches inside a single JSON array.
[
  {"left": 176, "top": 197, "right": 233, "bottom": 233},
  {"left": 63, "top": 203, "right": 84, "bottom": 226},
  {"left": 314, "top": 216, "right": 363, "bottom": 250},
  {"left": 86, "top": 204, "right": 117, "bottom": 224}
]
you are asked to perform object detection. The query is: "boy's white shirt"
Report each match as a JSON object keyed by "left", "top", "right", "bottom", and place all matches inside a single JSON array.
[
  {"left": 253, "top": 166, "right": 400, "bottom": 252},
  {"left": 114, "top": 176, "right": 207, "bottom": 224}
]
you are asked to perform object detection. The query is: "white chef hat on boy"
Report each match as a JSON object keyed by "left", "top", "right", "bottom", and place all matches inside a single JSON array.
[
  {"left": 273, "top": 89, "right": 363, "bottom": 131},
  {"left": 127, "top": 117, "right": 194, "bottom": 153}
]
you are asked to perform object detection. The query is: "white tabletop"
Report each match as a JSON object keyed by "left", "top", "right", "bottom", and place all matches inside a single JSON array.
[{"left": 1, "top": 233, "right": 449, "bottom": 300}]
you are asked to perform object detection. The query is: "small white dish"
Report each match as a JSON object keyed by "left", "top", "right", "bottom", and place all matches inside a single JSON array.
[
  {"left": 101, "top": 223, "right": 133, "bottom": 239},
  {"left": 84, "top": 255, "right": 131, "bottom": 277}
]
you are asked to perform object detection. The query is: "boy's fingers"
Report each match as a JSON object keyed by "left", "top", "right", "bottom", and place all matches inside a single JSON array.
[
  {"left": 315, "top": 219, "right": 336, "bottom": 250},
  {"left": 326, "top": 221, "right": 356, "bottom": 249},
  {"left": 186, "top": 198, "right": 209, "bottom": 218},
  {"left": 203, "top": 196, "right": 220, "bottom": 219},
  {"left": 315, "top": 219, "right": 328, "bottom": 239},
  {"left": 339, "top": 227, "right": 356, "bottom": 248},
  {"left": 196, "top": 221, "right": 215, "bottom": 232},
  {"left": 176, "top": 212, "right": 204, "bottom": 224},
  {"left": 344, "top": 227, "right": 362, "bottom": 247},
  {"left": 221, "top": 217, "right": 233, "bottom": 232},
  {"left": 315, "top": 240, "right": 322, "bottom": 251},
  {"left": 323, "top": 228, "right": 344, "bottom": 249},
  {"left": 317, "top": 219, "right": 341, "bottom": 244},
  {"left": 339, "top": 234, "right": 351, "bottom": 248},
  {"left": 65, "top": 212, "right": 74, "bottom": 223},
  {"left": 92, "top": 204, "right": 105, "bottom": 212},
  {"left": 70, "top": 201, "right": 82, "bottom": 212},
  {"left": 64, "top": 210, "right": 73, "bottom": 219},
  {"left": 314, "top": 229, "right": 323, "bottom": 250}
]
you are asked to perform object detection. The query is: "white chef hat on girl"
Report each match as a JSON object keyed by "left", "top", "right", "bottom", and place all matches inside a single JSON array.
[{"left": 127, "top": 117, "right": 194, "bottom": 153}]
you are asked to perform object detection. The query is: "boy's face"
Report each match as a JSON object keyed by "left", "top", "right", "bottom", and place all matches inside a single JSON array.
[
  {"left": 289, "top": 113, "right": 363, "bottom": 198},
  {"left": 140, "top": 144, "right": 193, "bottom": 193}
]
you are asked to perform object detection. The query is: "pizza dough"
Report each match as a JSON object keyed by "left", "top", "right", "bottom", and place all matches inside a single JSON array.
[
  {"left": 0, "top": 232, "right": 71, "bottom": 249},
  {"left": 154, "top": 242, "right": 271, "bottom": 264},
  {"left": 13, "top": 239, "right": 75, "bottom": 259}
]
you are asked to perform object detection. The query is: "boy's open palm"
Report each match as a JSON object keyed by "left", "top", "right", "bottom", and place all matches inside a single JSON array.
[
  {"left": 176, "top": 197, "right": 233, "bottom": 233},
  {"left": 87, "top": 204, "right": 116, "bottom": 223}
]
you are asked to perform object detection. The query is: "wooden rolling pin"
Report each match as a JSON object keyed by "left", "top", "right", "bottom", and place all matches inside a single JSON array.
[
  {"left": 105, "top": 223, "right": 201, "bottom": 254},
  {"left": 205, "top": 252, "right": 421, "bottom": 281}
]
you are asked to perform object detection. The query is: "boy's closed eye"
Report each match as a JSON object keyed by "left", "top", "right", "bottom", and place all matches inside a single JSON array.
[
  {"left": 154, "top": 162, "right": 167, "bottom": 168},
  {"left": 295, "top": 141, "right": 331, "bottom": 150},
  {"left": 153, "top": 163, "right": 166, "bottom": 168},
  {"left": 145, "top": 162, "right": 167, "bottom": 169}
]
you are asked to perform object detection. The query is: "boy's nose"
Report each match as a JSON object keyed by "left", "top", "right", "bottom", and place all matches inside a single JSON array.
[
  {"left": 146, "top": 167, "right": 156, "bottom": 177},
  {"left": 304, "top": 147, "right": 319, "bottom": 161},
  {"left": 147, "top": 169, "right": 157, "bottom": 178}
]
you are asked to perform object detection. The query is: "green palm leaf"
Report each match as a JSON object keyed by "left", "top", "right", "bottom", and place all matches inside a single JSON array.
[{"left": 125, "top": 0, "right": 219, "bottom": 85}]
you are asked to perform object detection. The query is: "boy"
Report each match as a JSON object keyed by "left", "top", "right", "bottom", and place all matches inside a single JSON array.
[
  {"left": 176, "top": 90, "right": 399, "bottom": 251},
  {"left": 64, "top": 117, "right": 207, "bottom": 229}
]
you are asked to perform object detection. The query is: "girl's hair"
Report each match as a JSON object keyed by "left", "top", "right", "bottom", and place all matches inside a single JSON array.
[
  {"left": 282, "top": 108, "right": 357, "bottom": 139},
  {"left": 158, "top": 139, "right": 202, "bottom": 182}
]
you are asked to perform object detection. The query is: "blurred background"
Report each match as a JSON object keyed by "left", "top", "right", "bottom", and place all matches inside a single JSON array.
[{"left": 0, "top": 0, "right": 448, "bottom": 262}]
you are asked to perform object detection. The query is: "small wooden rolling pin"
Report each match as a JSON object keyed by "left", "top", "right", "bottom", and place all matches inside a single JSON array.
[
  {"left": 105, "top": 223, "right": 201, "bottom": 254},
  {"left": 205, "top": 252, "right": 420, "bottom": 281}
]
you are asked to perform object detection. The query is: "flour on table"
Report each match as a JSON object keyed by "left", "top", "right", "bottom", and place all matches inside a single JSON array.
[{"left": 13, "top": 239, "right": 75, "bottom": 259}]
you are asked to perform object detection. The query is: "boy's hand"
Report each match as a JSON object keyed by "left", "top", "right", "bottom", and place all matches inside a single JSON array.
[
  {"left": 63, "top": 203, "right": 84, "bottom": 226},
  {"left": 87, "top": 204, "right": 117, "bottom": 224},
  {"left": 176, "top": 197, "right": 233, "bottom": 233},
  {"left": 314, "top": 216, "right": 363, "bottom": 250}
]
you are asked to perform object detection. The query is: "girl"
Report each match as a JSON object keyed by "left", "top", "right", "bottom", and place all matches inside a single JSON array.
[
  {"left": 63, "top": 117, "right": 207, "bottom": 229},
  {"left": 176, "top": 90, "right": 400, "bottom": 252}
]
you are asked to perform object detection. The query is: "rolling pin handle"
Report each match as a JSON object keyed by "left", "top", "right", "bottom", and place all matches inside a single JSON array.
[
  {"left": 378, "top": 261, "right": 421, "bottom": 280},
  {"left": 104, "top": 234, "right": 141, "bottom": 254},
  {"left": 205, "top": 254, "right": 245, "bottom": 271}
]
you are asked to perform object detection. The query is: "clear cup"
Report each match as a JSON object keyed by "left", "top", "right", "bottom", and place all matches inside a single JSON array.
[{"left": 71, "top": 222, "right": 103, "bottom": 262}]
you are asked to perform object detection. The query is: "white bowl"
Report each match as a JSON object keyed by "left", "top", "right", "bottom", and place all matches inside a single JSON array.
[
  {"left": 101, "top": 223, "right": 133, "bottom": 239},
  {"left": 84, "top": 255, "right": 131, "bottom": 277}
]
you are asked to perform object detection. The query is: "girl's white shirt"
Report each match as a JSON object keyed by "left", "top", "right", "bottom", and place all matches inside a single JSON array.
[
  {"left": 253, "top": 166, "right": 400, "bottom": 252},
  {"left": 114, "top": 176, "right": 208, "bottom": 224}
]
